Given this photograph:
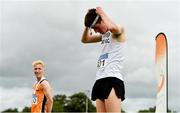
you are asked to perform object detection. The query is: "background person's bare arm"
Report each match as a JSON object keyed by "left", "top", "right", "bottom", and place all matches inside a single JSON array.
[{"left": 42, "top": 81, "right": 53, "bottom": 113}]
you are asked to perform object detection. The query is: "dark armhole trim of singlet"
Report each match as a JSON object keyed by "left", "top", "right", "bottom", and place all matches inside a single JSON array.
[
  {"left": 40, "top": 79, "right": 47, "bottom": 84},
  {"left": 41, "top": 95, "right": 47, "bottom": 113},
  {"left": 40, "top": 79, "right": 47, "bottom": 113}
]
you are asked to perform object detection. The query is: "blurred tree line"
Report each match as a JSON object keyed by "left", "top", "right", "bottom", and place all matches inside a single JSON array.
[
  {"left": 2, "top": 92, "right": 95, "bottom": 112},
  {"left": 2, "top": 91, "right": 176, "bottom": 113},
  {"left": 138, "top": 106, "right": 176, "bottom": 113}
]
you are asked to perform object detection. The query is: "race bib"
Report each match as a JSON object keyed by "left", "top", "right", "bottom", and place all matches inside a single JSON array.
[
  {"left": 32, "top": 94, "right": 38, "bottom": 104},
  {"left": 97, "top": 53, "right": 108, "bottom": 69}
]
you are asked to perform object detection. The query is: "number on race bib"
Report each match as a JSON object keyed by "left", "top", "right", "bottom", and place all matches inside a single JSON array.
[
  {"left": 97, "top": 53, "right": 108, "bottom": 69},
  {"left": 32, "top": 94, "right": 38, "bottom": 104}
]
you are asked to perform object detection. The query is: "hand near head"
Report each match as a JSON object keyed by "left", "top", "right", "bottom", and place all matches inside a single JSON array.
[
  {"left": 95, "top": 6, "right": 114, "bottom": 33},
  {"left": 95, "top": 7, "right": 104, "bottom": 16},
  {"left": 95, "top": 6, "right": 125, "bottom": 42}
]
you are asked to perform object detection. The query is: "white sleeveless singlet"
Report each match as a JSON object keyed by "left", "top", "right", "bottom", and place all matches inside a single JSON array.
[{"left": 96, "top": 31, "right": 126, "bottom": 81}]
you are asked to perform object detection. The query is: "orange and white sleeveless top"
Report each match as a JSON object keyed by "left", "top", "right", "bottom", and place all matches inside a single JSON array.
[{"left": 31, "top": 77, "right": 47, "bottom": 113}]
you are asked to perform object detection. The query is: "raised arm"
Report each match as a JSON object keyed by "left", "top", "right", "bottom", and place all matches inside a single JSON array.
[
  {"left": 96, "top": 7, "right": 125, "bottom": 42},
  {"left": 81, "top": 27, "right": 102, "bottom": 43}
]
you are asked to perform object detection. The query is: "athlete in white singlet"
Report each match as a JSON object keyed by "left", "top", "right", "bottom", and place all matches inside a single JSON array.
[{"left": 81, "top": 7, "right": 126, "bottom": 113}]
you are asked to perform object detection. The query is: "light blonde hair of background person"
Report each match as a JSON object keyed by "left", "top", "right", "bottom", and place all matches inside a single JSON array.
[{"left": 32, "top": 60, "right": 45, "bottom": 67}]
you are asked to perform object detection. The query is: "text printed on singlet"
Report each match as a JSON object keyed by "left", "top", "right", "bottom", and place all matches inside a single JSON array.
[{"left": 97, "top": 32, "right": 111, "bottom": 70}]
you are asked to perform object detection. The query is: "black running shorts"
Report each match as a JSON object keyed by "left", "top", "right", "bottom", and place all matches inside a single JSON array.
[{"left": 91, "top": 77, "right": 125, "bottom": 101}]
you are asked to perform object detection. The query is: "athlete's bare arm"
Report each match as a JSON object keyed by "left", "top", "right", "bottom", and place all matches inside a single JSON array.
[
  {"left": 41, "top": 81, "right": 53, "bottom": 113},
  {"left": 96, "top": 7, "right": 125, "bottom": 42},
  {"left": 81, "top": 27, "right": 102, "bottom": 43}
]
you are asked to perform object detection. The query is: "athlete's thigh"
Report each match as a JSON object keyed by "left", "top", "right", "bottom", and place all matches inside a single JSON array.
[
  {"left": 96, "top": 99, "right": 106, "bottom": 112},
  {"left": 105, "top": 88, "right": 121, "bottom": 112}
]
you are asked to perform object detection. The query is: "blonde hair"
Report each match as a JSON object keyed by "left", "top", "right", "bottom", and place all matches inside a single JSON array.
[{"left": 32, "top": 60, "right": 45, "bottom": 67}]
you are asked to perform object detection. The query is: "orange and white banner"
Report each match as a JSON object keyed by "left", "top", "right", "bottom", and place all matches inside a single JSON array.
[{"left": 155, "top": 33, "right": 168, "bottom": 113}]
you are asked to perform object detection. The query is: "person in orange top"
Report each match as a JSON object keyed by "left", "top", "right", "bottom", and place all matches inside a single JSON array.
[{"left": 31, "top": 60, "right": 53, "bottom": 113}]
